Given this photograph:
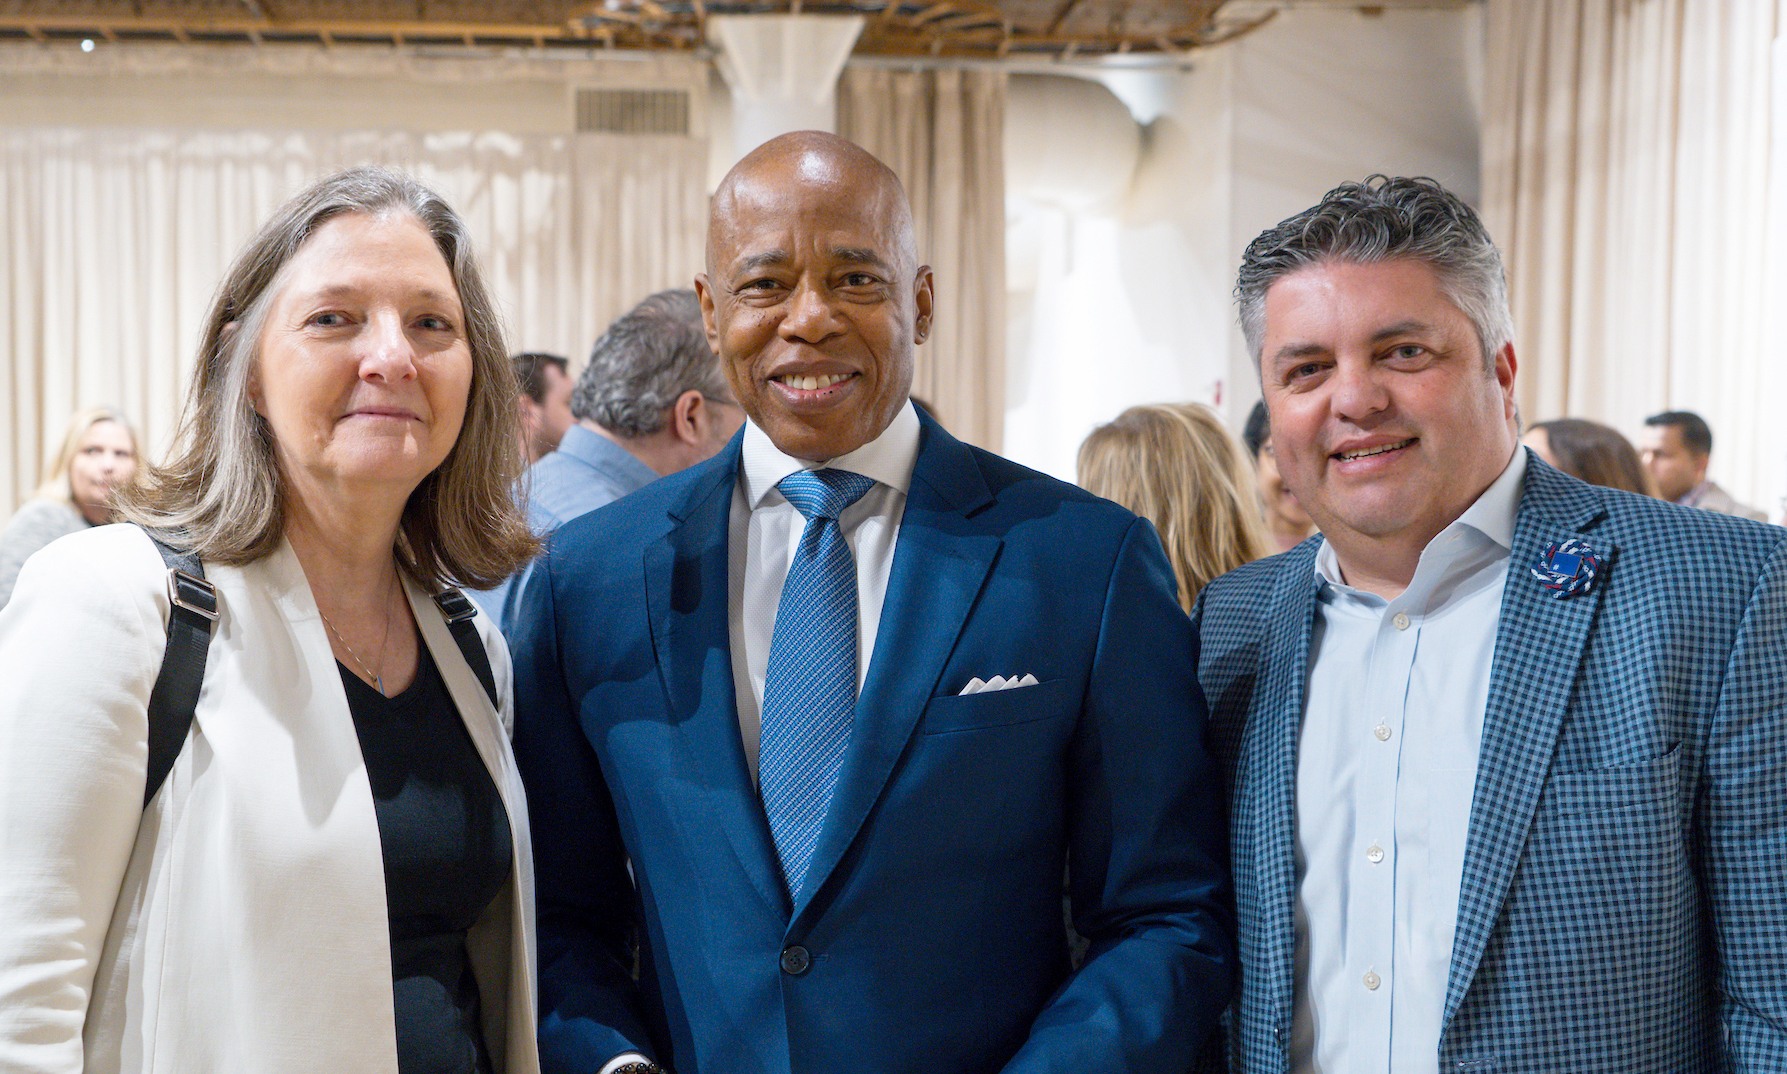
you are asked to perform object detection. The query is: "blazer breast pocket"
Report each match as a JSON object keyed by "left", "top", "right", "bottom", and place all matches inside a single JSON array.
[
  {"left": 1539, "top": 743, "right": 1682, "bottom": 817},
  {"left": 920, "top": 677, "right": 1075, "bottom": 735}
]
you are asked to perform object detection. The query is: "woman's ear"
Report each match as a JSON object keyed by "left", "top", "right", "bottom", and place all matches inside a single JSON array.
[{"left": 224, "top": 321, "right": 265, "bottom": 417}]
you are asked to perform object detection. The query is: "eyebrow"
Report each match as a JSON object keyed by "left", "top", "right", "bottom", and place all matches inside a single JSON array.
[
  {"left": 831, "top": 247, "right": 895, "bottom": 271},
  {"left": 299, "top": 283, "right": 461, "bottom": 306},
  {"left": 1267, "top": 320, "right": 1440, "bottom": 365},
  {"left": 731, "top": 247, "right": 896, "bottom": 275},
  {"left": 1369, "top": 320, "right": 1435, "bottom": 343},
  {"left": 734, "top": 250, "right": 791, "bottom": 274}
]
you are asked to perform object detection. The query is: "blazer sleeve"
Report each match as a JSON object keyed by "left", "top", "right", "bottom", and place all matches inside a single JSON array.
[
  {"left": 0, "top": 527, "right": 166, "bottom": 1073},
  {"left": 509, "top": 548, "right": 658, "bottom": 1073},
  {"left": 1001, "top": 516, "right": 1237, "bottom": 1074},
  {"left": 1704, "top": 532, "right": 1787, "bottom": 1064}
]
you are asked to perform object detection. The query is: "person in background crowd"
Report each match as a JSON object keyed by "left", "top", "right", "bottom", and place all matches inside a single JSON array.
[
  {"left": 1198, "top": 174, "right": 1787, "bottom": 1073},
  {"left": 535, "top": 289, "right": 742, "bottom": 532},
  {"left": 1079, "top": 401, "right": 1273, "bottom": 611},
  {"left": 1522, "top": 417, "right": 1655, "bottom": 496},
  {"left": 0, "top": 167, "right": 541, "bottom": 1074},
  {"left": 469, "top": 289, "right": 744, "bottom": 627},
  {"left": 0, "top": 406, "right": 139, "bottom": 608},
  {"left": 1639, "top": 409, "right": 1768, "bottom": 520},
  {"left": 511, "top": 130, "right": 1233, "bottom": 1074},
  {"left": 514, "top": 352, "right": 575, "bottom": 465},
  {"left": 1241, "top": 399, "right": 1317, "bottom": 552}
]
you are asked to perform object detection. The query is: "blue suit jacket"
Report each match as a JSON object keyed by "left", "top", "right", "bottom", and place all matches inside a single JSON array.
[
  {"left": 1192, "top": 452, "right": 1787, "bottom": 1073},
  {"left": 511, "top": 413, "right": 1235, "bottom": 1074}
]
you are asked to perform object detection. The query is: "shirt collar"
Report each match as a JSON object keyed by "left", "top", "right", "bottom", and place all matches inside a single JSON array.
[
  {"left": 740, "top": 400, "right": 921, "bottom": 509},
  {"left": 1314, "top": 447, "right": 1527, "bottom": 591},
  {"left": 553, "top": 423, "right": 661, "bottom": 491}
]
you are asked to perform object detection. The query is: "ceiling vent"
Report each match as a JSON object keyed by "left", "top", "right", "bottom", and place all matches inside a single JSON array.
[{"left": 575, "top": 88, "right": 691, "bottom": 135}]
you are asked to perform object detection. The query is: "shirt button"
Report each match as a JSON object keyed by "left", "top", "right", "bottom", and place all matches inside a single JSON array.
[
  {"left": 780, "top": 945, "right": 811, "bottom": 975},
  {"left": 1374, "top": 724, "right": 1392, "bottom": 741},
  {"left": 1392, "top": 612, "right": 1411, "bottom": 630},
  {"left": 1366, "top": 845, "right": 1385, "bottom": 864},
  {"left": 1363, "top": 970, "right": 1381, "bottom": 991}
]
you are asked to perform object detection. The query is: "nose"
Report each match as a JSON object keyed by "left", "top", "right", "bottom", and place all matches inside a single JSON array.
[
  {"left": 1328, "top": 355, "right": 1391, "bottom": 425},
  {"left": 778, "top": 280, "right": 843, "bottom": 344},
  {"left": 360, "top": 311, "right": 419, "bottom": 381}
]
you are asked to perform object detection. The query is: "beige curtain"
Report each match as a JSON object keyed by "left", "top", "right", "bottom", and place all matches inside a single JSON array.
[
  {"left": 0, "top": 127, "right": 707, "bottom": 512},
  {"left": 838, "top": 65, "right": 1006, "bottom": 452},
  {"left": 1480, "top": 0, "right": 1786, "bottom": 513}
]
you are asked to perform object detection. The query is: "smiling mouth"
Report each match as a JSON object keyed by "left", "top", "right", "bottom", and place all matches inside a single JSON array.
[
  {"left": 1334, "top": 438, "right": 1415, "bottom": 461},
  {"left": 773, "top": 372, "right": 855, "bottom": 391}
]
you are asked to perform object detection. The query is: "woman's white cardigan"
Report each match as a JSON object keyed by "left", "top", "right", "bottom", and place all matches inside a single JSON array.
[{"left": 0, "top": 524, "right": 540, "bottom": 1073}]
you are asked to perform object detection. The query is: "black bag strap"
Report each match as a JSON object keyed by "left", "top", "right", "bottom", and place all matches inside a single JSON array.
[
  {"left": 141, "top": 528, "right": 216, "bottom": 807},
  {"left": 137, "top": 541, "right": 494, "bottom": 807},
  {"left": 433, "top": 587, "right": 499, "bottom": 709}
]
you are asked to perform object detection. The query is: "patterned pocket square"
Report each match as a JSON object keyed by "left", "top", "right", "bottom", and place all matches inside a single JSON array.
[{"left": 957, "top": 673, "right": 1040, "bottom": 695}]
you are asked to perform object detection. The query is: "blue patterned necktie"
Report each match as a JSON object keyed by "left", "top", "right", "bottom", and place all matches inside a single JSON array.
[{"left": 759, "top": 467, "right": 878, "bottom": 898}]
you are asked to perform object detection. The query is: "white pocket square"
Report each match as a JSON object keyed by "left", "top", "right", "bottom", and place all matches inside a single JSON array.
[{"left": 957, "top": 673, "right": 1039, "bottom": 695}]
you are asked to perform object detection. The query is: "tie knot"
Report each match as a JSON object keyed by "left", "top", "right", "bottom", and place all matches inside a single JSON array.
[{"left": 778, "top": 469, "right": 876, "bottom": 521}]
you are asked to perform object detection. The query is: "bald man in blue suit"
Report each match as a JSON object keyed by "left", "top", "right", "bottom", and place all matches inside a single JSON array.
[{"left": 509, "top": 132, "right": 1234, "bottom": 1074}]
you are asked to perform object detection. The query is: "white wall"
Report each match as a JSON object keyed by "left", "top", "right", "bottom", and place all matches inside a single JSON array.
[{"left": 1002, "top": 7, "right": 1482, "bottom": 481}]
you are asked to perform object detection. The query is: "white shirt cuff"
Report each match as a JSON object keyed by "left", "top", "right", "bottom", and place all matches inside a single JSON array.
[{"left": 598, "top": 1053, "right": 654, "bottom": 1074}]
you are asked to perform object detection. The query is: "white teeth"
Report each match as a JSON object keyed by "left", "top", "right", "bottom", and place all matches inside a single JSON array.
[
  {"left": 781, "top": 373, "right": 849, "bottom": 391},
  {"left": 1340, "top": 439, "right": 1413, "bottom": 461}
]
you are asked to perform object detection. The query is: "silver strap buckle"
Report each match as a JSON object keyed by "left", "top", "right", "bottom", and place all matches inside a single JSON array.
[{"left": 165, "top": 568, "right": 219, "bottom": 622}]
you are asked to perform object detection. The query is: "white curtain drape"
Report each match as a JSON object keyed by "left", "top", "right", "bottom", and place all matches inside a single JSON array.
[
  {"left": 0, "top": 127, "right": 706, "bottom": 512},
  {"left": 1480, "top": 0, "right": 1786, "bottom": 515},
  {"left": 838, "top": 65, "right": 1006, "bottom": 451}
]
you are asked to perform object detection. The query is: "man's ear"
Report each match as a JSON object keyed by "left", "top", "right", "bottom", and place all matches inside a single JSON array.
[
  {"left": 669, "top": 389, "right": 706, "bottom": 446},
  {"left": 912, "top": 266, "right": 935, "bottom": 345},
  {"left": 694, "top": 275, "right": 722, "bottom": 355}
]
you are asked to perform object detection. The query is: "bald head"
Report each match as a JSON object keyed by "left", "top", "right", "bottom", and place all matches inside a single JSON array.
[
  {"left": 696, "top": 131, "right": 934, "bottom": 462},
  {"left": 709, "top": 131, "right": 919, "bottom": 279}
]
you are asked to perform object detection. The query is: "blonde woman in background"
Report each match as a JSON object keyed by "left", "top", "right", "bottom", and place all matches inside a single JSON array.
[
  {"left": 1079, "top": 402, "right": 1274, "bottom": 611},
  {"left": 0, "top": 407, "right": 138, "bottom": 608}
]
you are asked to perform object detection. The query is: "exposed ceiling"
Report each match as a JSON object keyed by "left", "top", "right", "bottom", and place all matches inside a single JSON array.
[{"left": 0, "top": 0, "right": 1470, "bottom": 60}]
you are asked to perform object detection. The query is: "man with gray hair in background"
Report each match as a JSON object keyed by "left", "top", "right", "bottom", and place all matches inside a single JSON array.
[
  {"left": 474, "top": 289, "right": 745, "bottom": 625},
  {"left": 1193, "top": 175, "right": 1787, "bottom": 1072}
]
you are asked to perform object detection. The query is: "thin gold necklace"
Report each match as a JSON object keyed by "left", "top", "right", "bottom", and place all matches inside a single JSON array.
[{"left": 319, "top": 570, "right": 398, "bottom": 696}]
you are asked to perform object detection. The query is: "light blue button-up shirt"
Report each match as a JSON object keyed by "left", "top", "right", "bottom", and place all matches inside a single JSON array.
[
  {"left": 468, "top": 424, "right": 661, "bottom": 627},
  {"left": 1291, "top": 448, "right": 1526, "bottom": 1074}
]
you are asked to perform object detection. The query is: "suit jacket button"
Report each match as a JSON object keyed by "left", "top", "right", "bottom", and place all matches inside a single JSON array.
[{"left": 780, "top": 945, "right": 811, "bottom": 975}]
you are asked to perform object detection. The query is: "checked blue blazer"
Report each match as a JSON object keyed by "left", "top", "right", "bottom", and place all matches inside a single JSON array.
[
  {"left": 510, "top": 410, "right": 1234, "bottom": 1074},
  {"left": 1191, "top": 451, "right": 1787, "bottom": 1073}
]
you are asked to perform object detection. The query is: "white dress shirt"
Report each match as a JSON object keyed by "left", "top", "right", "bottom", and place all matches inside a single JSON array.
[
  {"left": 727, "top": 401, "right": 921, "bottom": 783},
  {"left": 1291, "top": 448, "right": 1525, "bottom": 1074}
]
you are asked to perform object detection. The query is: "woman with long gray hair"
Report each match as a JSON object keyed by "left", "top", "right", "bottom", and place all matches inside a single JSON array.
[{"left": 0, "top": 167, "right": 541, "bottom": 1073}]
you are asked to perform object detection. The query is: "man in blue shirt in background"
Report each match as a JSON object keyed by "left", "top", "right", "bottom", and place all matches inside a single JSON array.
[{"left": 475, "top": 289, "right": 745, "bottom": 624}]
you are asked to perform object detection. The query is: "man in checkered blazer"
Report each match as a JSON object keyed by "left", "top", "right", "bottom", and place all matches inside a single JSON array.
[{"left": 1193, "top": 176, "right": 1787, "bottom": 1072}]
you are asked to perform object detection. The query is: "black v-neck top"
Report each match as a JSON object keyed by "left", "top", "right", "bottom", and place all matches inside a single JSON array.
[{"left": 340, "top": 640, "right": 513, "bottom": 1074}]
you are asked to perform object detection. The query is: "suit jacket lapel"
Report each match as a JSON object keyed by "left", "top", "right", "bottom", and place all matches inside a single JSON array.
[
  {"left": 1248, "top": 542, "right": 1322, "bottom": 1042},
  {"left": 792, "top": 416, "right": 1000, "bottom": 920},
  {"left": 644, "top": 437, "right": 790, "bottom": 917},
  {"left": 1443, "top": 458, "right": 1613, "bottom": 1029}
]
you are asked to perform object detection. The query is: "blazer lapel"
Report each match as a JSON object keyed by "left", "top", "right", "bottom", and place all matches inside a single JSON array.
[
  {"left": 644, "top": 439, "right": 790, "bottom": 916},
  {"left": 1245, "top": 543, "right": 1323, "bottom": 1043},
  {"left": 792, "top": 417, "right": 1000, "bottom": 920},
  {"left": 1443, "top": 459, "right": 1613, "bottom": 1029}
]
